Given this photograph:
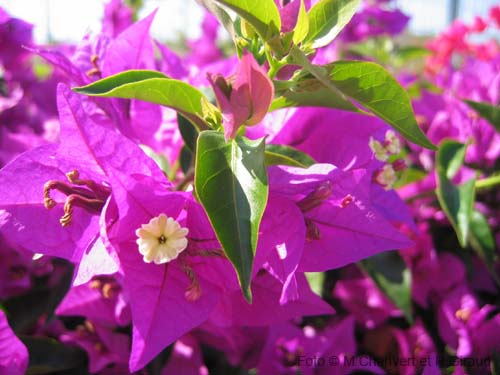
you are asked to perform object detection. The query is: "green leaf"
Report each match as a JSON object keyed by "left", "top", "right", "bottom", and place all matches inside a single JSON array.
[
  {"left": 464, "top": 99, "right": 500, "bottom": 133},
  {"left": 197, "top": 0, "right": 236, "bottom": 41},
  {"left": 325, "top": 60, "right": 436, "bottom": 150},
  {"left": 292, "top": 0, "right": 309, "bottom": 45},
  {"left": 492, "top": 351, "right": 500, "bottom": 375},
  {"left": 177, "top": 113, "right": 199, "bottom": 153},
  {"left": 305, "top": 272, "right": 325, "bottom": 297},
  {"left": 214, "top": 0, "right": 281, "bottom": 41},
  {"left": 435, "top": 140, "right": 476, "bottom": 247},
  {"left": 394, "top": 46, "right": 430, "bottom": 64},
  {"left": 23, "top": 336, "right": 87, "bottom": 375},
  {"left": 74, "top": 69, "right": 168, "bottom": 92},
  {"left": 360, "top": 251, "right": 413, "bottom": 323},
  {"left": 288, "top": 51, "right": 435, "bottom": 150},
  {"left": 180, "top": 145, "right": 193, "bottom": 175},
  {"left": 140, "top": 145, "right": 171, "bottom": 176},
  {"left": 305, "top": 0, "right": 361, "bottom": 48},
  {"left": 74, "top": 70, "right": 211, "bottom": 129},
  {"left": 393, "top": 167, "right": 427, "bottom": 188},
  {"left": 270, "top": 77, "right": 363, "bottom": 113},
  {"left": 195, "top": 131, "right": 268, "bottom": 302},
  {"left": 470, "top": 211, "right": 496, "bottom": 264},
  {"left": 264, "top": 144, "right": 315, "bottom": 168},
  {"left": 469, "top": 210, "right": 500, "bottom": 285}
]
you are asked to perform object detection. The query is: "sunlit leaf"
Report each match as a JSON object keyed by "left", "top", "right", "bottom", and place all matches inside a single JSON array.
[
  {"left": 289, "top": 49, "right": 435, "bottom": 150},
  {"left": 325, "top": 60, "right": 436, "bottom": 150},
  {"left": 214, "top": 0, "right": 281, "bottom": 41},
  {"left": 292, "top": 0, "right": 309, "bottom": 45},
  {"left": 305, "top": 0, "right": 361, "bottom": 48},
  {"left": 264, "top": 144, "right": 315, "bottom": 168},
  {"left": 271, "top": 77, "right": 362, "bottom": 113},
  {"left": 74, "top": 70, "right": 211, "bottom": 129}
]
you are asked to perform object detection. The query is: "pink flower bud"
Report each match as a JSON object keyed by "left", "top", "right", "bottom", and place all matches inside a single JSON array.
[{"left": 208, "top": 53, "right": 274, "bottom": 140}]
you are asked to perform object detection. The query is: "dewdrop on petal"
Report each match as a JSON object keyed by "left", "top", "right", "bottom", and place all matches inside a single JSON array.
[{"left": 135, "top": 214, "right": 189, "bottom": 264}]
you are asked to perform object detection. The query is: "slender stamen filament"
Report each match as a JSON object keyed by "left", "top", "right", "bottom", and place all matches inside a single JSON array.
[
  {"left": 43, "top": 170, "right": 110, "bottom": 226},
  {"left": 182, "top": 261, "right": 202, "bottom": 302},
  {"left": 297, "top": 181, "right": 332, "bottom": 212},
  {"left": 43, "top": 180, "right": 95, "bottom": 209},
  {"left": 86, "top": 54, "right": 101, "bottom": 78},
  {"left": 305, "top": 219, "right": 321, "bottom": 241},
  {"left": 187, "top": 248, "right": 225, "bottom": 258},
  {"left": 60, "top": 195, "right": 106, "bottom": 227},
  {"left": 66, "top": 170, "right": 111, "bottom": 200}
]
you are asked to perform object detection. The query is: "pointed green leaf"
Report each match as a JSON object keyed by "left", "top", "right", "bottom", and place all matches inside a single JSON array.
[
  {"left": 305, "top": 272, "right": 325, "bottom": 297},
  {"left": 195, "top": 131, "right": 268, "bottom": 302},
  {"left": 469, "top": 210, "right": 500, "bottom": 285},
  {"left": 140, "top": 145, "right": 171, "bottom": 176},
  {"left": 264, "top": 144, "right": 315, "bottom": 168},
  {"left": 292, "top": 0, "right": 309, "bottom": 45},
  {"left": 74, "top": 69, "right": 168, "bottom": 92},
  {"left": 435, "top": 140, "right": 476, "bottom": 247},
  {"left": 305, "top": 0, "right": 361, "bottom": 48},
  {"left": 464, "top": 99, "right": 500, "bottom": 133},
  {"left": 74, "top": 70, "right": 211, "bottom": 129},
  {"left": 271, "top": 77, "right": 363, "bottom": 113},
  {"left": 325, "top": 61, "right": 436, "bottom": 150},
  {"left": 177, "top": 113, "right": 199, "bottom": 153},
  {"left": 214, "top": 0, "right": 281, "bottom": 41},
  {"left": 360, "top": 251, "right": 413, "bottom": 323},
  {"left": 393, "top": 167, "right": 427, "bottom": 188},
  {"left": 492, "top": 351, "right": 500, "bottom": 375},
  {"left": 289, "top": 50, "right": 435, "bottom": 150},
  {"left": 198, "top": 0, "right": 236, "bottom": 41},
  {"left": 180, "top": 145, "right": 194, "bottom": 175}
]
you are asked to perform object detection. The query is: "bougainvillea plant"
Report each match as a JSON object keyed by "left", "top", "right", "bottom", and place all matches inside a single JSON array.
[{"left": 0, "top": 0, "right": 499, "bottom": 374}]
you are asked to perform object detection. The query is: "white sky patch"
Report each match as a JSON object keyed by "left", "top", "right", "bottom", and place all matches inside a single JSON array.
[
  {"left": 2, "top": 0, "right": 499, "bottom": 43},
  {"left": 1, "top": 0, "right": 204, "bottom": 44}
]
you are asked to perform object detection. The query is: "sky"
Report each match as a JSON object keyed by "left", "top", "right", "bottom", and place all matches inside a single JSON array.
[{"left": 1, "top": 0, "right": 499, "bottom": 44}]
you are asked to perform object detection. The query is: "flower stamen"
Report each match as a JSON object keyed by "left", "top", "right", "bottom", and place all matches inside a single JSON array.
[
  {"left": 43, "top": 170, "right": 110, "bottom": 226},
  {"left": 305, "top": 219, "right": 321, "bottom": 241},
  {"left": 86, "top": 54, "right": 101, "bottom": 78},
  {"left": 182, "top": 262, "right": 202, "bottom": 302},
  {"left": 297, "top": 181, "right": 332, "bottom": 212}
]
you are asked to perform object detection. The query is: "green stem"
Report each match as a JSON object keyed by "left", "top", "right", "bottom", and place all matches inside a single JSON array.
[
  {"left": 265, "top": 49, "right": 279, "bottom": 79},
  {"left": 167, "top": 160, "right": 180, "bottom": 182},
  {"left": 475, "top": 174, "right": 500, "bottom": 190},
  {"left": 175, "top": 168, "right": 195, "bottom": 191}
]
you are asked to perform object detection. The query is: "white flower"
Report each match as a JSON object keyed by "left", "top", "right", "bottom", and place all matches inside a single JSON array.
[
  {"left": 375, "top": 164, "right": 397, "bottom": 190},
  {"left": 135, "top": 214, "right": 189, "bottom": 264},
  {"left": 384, "top": 130, "right": 401, "bottom": 155},
  {"left": 369, "top": 137, "right": 389, "bottom": 161}
]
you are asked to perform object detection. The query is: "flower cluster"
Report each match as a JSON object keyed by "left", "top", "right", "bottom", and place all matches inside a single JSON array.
[{"left": 425, "top": 5, "right": 500, "bottom": 74}]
